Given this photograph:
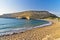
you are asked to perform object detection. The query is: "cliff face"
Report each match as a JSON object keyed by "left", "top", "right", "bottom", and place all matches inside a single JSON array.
[{"left": 0, "top": 11, "right": 58, "bottom": 19}]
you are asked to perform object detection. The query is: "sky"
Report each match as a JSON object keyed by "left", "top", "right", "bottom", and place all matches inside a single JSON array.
[{"left": 0, "top": 0, "right": 60, "bottom": 17}]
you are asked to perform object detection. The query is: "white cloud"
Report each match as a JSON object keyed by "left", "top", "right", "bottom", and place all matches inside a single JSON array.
[{"left": 0, "top": 0, "right": 24, "bottom": 15}]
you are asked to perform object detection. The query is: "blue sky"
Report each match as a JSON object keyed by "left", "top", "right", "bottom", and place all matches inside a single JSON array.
[{"left": 0, "top": 0, "right": 60, "bottom": 17}]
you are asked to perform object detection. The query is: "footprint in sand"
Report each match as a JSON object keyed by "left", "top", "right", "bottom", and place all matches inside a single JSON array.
[
  {"left": 55, "top": 38, "right": 60, "bottom": 40},
  {"left": 42, "top": 35, "right": 55, "bottom": 40}
]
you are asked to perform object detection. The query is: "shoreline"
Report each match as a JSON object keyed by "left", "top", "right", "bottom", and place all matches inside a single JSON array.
[
  {"left": 0, "top": 19, "right": 60, "bottom": 40},
  {"left": 0, "top": 20, "right": 52, "bottom": 36}
]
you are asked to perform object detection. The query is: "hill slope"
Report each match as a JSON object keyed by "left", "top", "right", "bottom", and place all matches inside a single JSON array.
[{"left": 0, "top": 11, "right": 58, "bottom": 19}]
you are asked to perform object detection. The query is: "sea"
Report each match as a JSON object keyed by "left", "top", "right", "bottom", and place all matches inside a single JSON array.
[{"left": 0, "top": 18, "right": 49, "bottom": 36}]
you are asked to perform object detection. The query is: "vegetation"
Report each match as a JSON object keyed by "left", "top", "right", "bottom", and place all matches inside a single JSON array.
[
  {"left": 57, "top": 17, "right": 60, "bottom": 21},
  {"left": 0, "top": 11, "right": 58, "bottom": 19}
]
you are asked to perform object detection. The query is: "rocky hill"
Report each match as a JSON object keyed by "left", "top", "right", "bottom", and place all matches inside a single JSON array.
[{"left": 0, "top": 11, "right": 58, "bottom": 19}]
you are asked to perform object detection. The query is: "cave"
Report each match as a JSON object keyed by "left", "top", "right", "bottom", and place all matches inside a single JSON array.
[
  {"left": 21, "top": 17, "right": 27, "bottom": 19},
  {"left": 20, "top": 16, "right": 30, "bottom": 20}
]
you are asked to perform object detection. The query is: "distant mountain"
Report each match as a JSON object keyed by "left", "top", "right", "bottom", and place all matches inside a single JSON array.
[{"left": 0, "top": 11, "right": 58, "bottom": 19}]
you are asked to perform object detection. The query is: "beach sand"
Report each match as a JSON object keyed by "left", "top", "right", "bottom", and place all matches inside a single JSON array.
[{"left": 0, "top": 19, "right": 60, "bottom": 40}]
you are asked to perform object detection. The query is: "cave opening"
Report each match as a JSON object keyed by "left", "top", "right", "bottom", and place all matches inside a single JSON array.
[{"left": 21, "top": 17, "right": 27, "bottom": 19}]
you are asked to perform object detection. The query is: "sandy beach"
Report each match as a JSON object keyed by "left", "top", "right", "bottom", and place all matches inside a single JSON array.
[{"left": 0, "top": 19, "right": 60, "bottom": 40}]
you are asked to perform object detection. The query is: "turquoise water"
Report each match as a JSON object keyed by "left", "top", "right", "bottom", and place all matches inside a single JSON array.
[{"left": 0, "top": 18, "right": 49, "bottom": 35}]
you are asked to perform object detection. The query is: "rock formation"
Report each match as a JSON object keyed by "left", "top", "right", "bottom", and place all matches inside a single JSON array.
[{"left": 0, "top": 11, "right": 58, "bottom": 20}]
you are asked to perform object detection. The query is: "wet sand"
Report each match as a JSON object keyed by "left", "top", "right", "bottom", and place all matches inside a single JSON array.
[{"left": 0, "top": 19, "right": 60, "bottom": 40}]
